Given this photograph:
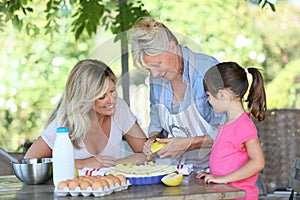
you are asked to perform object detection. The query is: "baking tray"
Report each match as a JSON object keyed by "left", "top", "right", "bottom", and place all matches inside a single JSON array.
[{"left": 125, "top": 174, "right": 167, "bottom": 186}]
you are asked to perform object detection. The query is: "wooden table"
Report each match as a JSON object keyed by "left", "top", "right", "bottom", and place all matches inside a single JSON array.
[{"left": 0, "top": 174, "right": 245, "bottom": 199}]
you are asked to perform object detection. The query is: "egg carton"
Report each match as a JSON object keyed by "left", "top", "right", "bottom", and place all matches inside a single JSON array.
[{"left": 55, "top": 180, "right": 130, "bottom": 197}]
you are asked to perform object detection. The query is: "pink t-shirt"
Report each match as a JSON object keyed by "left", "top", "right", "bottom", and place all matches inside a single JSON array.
[{"left": 209, "top": 112, "right": 259, "bottom": 200}]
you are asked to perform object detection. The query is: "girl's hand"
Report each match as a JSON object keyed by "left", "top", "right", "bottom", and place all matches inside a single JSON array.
[
  {"left": 196, "top": 172, "right": 227, "bottom": 184},
  {"left": 196, "top": 172, "right": 209, "bottom": 179},
  {"left": 203, "top": 174, "right": 227, "bottom": 184}
]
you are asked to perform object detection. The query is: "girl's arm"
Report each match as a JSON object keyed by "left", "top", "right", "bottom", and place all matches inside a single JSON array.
[{"left": 204, "top": 138, "right": 265, "bottom": 184}]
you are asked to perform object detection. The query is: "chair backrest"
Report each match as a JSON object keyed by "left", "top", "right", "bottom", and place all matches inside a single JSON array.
[
  {"left": 254, "top": 109, "right": 300, "bottom": 194},
  {"left": 291, "top": 157, "right": 300, "bottom": 193}
]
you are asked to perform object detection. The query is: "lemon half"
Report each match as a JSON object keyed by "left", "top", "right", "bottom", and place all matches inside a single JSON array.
[
  {"left": 151, "top": 141, "right": 167, "bottom": 153},
  {"left": 161, "top": 173, "right": 183, "bottom": 186}
]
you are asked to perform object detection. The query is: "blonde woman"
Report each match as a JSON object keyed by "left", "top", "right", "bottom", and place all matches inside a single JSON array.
[
  {"left": 128, "top": 17, "right": 226, "bottom": 173},
  {"left": 25, "top": 59, "right": 147, "bottom": 169}
]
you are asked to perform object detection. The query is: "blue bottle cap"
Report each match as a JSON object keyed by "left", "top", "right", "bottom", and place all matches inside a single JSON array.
[{"left": 56, "top": 127, "right": 69, "bottom": 133}]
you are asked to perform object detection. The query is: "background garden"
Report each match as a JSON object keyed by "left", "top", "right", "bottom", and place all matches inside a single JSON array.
[{"left": 0, "top": 0, "right": 299, "bottom": 152}]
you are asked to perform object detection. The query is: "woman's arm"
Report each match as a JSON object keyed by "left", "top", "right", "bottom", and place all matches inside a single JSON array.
[
  {"left": 25, "top": 136, "right": 117, "bottom": 169},
  {"left": 75, "top": 156, "right": 117, "bottom": 169},
  {"left": 116, "top": 153, "right": 147, "bottom": 165},
  {"left": 122, "top": 122, "right": 148, "bottom": 164},
  {"left": 78, "top": 122, "right": 147, "bottom": 168},
  {"left": 154, "top": 135, "right": 213, "bottom": 158},
  {"left": 24, "top": 136, "right": 52, "bottom": 159},
  {"left": 124, "top": 122, "right": 147, "bottom": 153}
]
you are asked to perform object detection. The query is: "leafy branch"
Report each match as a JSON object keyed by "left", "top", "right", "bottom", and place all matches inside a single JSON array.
[{"left": 0, "top": 0, "right": 275, "bottom": 40}]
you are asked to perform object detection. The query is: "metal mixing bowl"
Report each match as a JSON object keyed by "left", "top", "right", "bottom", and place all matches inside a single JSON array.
[{"left": 12, "top": 158, "right": 53, "bottom": 185}]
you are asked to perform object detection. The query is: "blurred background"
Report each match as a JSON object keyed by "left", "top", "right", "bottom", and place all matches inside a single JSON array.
[{"left": 0, "top": 0, "right": 299, "bottom": 152}]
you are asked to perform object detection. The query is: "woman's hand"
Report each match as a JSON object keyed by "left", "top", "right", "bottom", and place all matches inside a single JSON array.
[
  {"left": 75, "top": 156, "right": 117, "bottom": 169},
  {"left": 143, "top": 138, "right": 155, "bottom": 161},
  {"left": 155, "top": 137, "right": 192, "bottom": 158},
  {"left": 117, "top": 153, "right": 147, "bottom": 165}
]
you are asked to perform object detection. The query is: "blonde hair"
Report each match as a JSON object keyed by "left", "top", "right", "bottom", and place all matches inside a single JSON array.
[
  {"left": 47, "top": 59, "right": 116, "bottom": 149},
  {"left": 127, "top": 16, "right": 178, "bottom": 69}
]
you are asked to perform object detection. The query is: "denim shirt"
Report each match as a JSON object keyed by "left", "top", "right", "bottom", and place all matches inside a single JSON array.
[{"left": 148, "top": 45, "right": 226, "bottom": 139}]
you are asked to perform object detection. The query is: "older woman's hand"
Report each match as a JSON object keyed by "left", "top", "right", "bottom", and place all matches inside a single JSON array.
[
  {"left": 155, "top": 137, "right": 192, "bottom": 158},
  {"left": 143, "top": 138, "right": 155, "bottom": 161}
]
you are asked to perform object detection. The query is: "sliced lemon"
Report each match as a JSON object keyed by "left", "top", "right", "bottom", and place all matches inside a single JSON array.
[
  {"left": 151, "top": 141, "right": 167, "bottom": 153},
  {"left": 161, "top": 173, "right": 183, "bottom": 186}
]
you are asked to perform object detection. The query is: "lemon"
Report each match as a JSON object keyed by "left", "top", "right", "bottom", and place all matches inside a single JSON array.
[
  {"left": 74, "top": 168, "right": 79, "bottom": 178},
  {"left": 151, "top": 141, "right": 167, "bottom": 153},
  {"left": 161, "top": 173, "right": 183, "bottom": 186}
]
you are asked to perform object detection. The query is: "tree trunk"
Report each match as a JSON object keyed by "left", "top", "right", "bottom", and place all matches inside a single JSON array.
[{"left": 119, "top": 0, "right": 130, "bottom": 106}]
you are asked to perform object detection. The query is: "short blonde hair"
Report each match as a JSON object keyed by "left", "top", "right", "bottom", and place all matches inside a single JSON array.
[{"left": 128, "top": 17, "right": 178, "bottom": 69}]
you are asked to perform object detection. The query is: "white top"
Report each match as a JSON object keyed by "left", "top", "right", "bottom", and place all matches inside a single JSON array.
[{"left": 41, "top": 97, "right": 137, "bottom": 159}]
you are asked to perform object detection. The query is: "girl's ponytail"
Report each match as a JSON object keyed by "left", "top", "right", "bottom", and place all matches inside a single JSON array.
[{"left": 246, "top": 68, "right": 267, "bottom": 122}]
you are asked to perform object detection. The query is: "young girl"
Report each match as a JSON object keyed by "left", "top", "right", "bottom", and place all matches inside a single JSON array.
[{"left": 196, "top": 62, "right": 266, "bottom": 200}]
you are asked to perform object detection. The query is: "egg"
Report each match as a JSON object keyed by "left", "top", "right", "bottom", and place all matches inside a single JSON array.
[
  {"left": 68, "top": 180, "right": 80, "bottom": 190},
  {"left": 112, "top": 176, "right": 121, "bottom": 185},
  {"left": 88, "top": 176, "right": 97, "bottom": 181},
  {"left": 116, "top": 174, "right": 127, "bottom": 184},
  {"left": 91, "top": 180, "right": 103, "bottom": 190},
  {"left": 80, "top": 180, "right": 91, "bottom": 190},
  {"left": 57, "top": 181, "right": 68, "bottom": 190},
  {"left": 98, "top": 178, "right": 109, "bottom": 188},
  {"left": 106, "top": 174, "right": 114, "bottom": 178},
  {"left": 95, "top": 175, "right": 103, "bottom": 179},
  {"left": 82, "top": 178, "right": 93, "bottom": 184},
  {"left": 64, "top": 179, "right": 72, "bottom": 185},
  {"left": 101, "top": 176, "right": 115, "bottom": 186},
  {"left": 78, "top": 176, "right": 86, "bottom": 180},
  {"left": 73, "top": 177, "right": 80, "bottom": 181}
]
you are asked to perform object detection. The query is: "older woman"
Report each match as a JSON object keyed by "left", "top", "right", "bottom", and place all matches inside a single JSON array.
[
  {"left": 128, "top": 17, "right": 226, "bottom": 172},
  {"left": 25, "top": 59, "right": 147, "bottom": 169}
]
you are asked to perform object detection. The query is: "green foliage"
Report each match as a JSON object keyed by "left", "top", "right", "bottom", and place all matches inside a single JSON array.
[
  {"left": 44, "top": 0, "right": 63, "bottom": 37},
  {"left": 0, "top": 4, "right": 93, "bottom": 151},
  {"left": 266, "top": 58, "right": 300, "bottom": 108},
  {"left": 2, "top": 0, "right": 33, "bottom": 30},
  {"left": 142, "top": 0, "right": 299, "bottom": 104},
  {"left": 0, "top": 0, "right": 299, "bottom": 153},
  {"left": 0, "top": 0, "right": 149, "bottom": 40},
  {"left": 0, "top": 0, "right": 272, "bottom": 40},
  {"left": 248, "top": 0, "right": 276, "bottom": 11},
  {"left": 72, "top": 0, "right": 105, "bottom": 39}
]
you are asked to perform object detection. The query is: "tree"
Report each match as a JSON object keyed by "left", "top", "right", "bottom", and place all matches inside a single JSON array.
[
  {"left": 0, "top": 0, "right": 279, "bottom": 151},
  {"left": 0, "top": 1, "right": 275, "bottom": 39},
  {"left": 0, "top": 0, "right": 274, "bottom": 104},
  {"left": 1, "top": 0, "right": 150, "bottom": 105}
]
